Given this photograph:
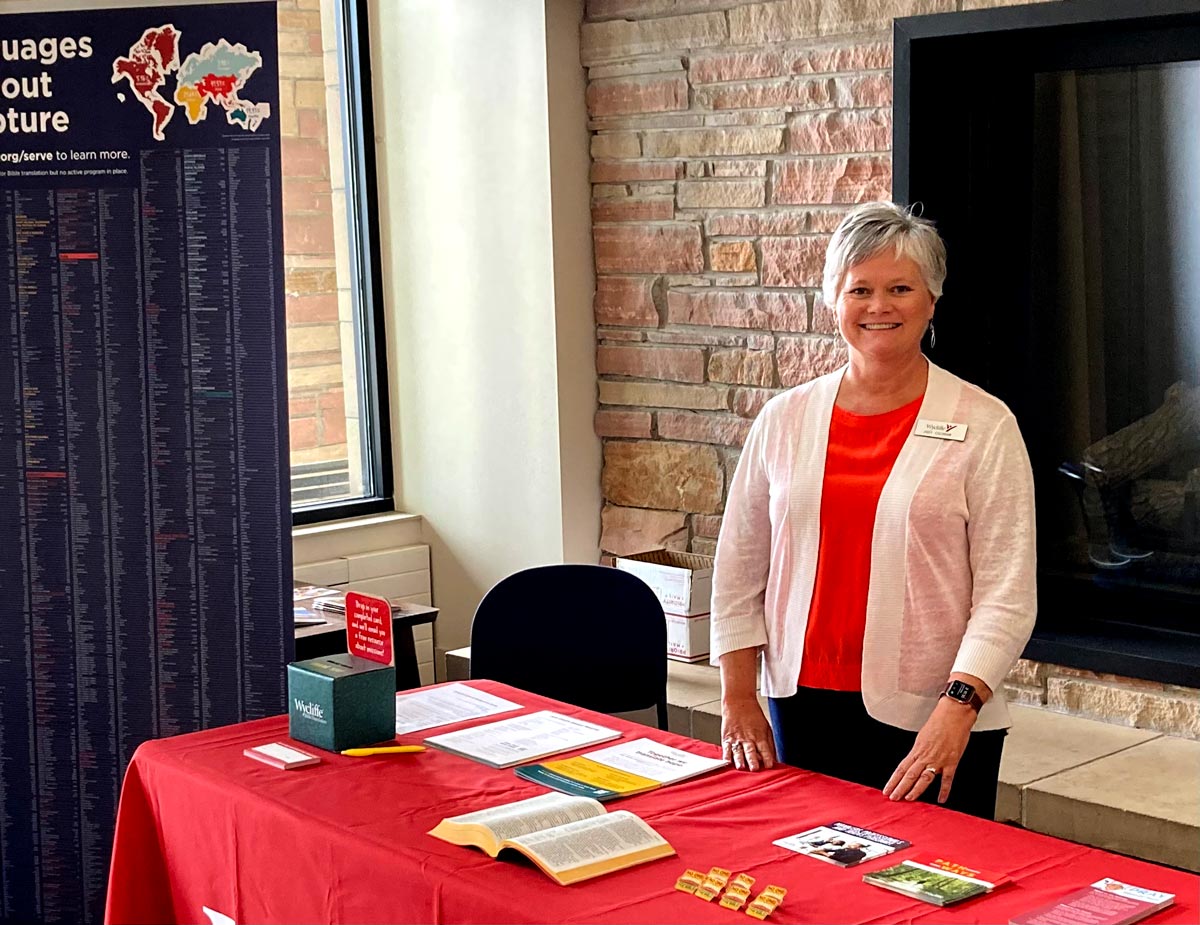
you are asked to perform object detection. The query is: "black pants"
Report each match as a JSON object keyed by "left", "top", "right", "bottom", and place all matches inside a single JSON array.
[{"left": 768, "top": 687, "right": 1006, "bottom": 820}]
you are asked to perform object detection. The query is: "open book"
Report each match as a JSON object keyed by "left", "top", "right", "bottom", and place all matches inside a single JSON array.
[{"left": 427, "top": 792, "right": 675, "bottom": 885}]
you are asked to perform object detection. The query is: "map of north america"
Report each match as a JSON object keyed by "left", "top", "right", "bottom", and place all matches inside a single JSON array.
[{"left": 111, "top": 25, "right": 271, "bottom": 140}]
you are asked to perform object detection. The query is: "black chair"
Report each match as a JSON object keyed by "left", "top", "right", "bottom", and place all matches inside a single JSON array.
[{"left": 469, "top": 564, "right": 669, "bottom": 729}]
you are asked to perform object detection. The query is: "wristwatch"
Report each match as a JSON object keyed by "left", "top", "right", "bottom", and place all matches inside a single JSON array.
[{"left": 940, "top": 679, "right": 984, "bottom": 712}]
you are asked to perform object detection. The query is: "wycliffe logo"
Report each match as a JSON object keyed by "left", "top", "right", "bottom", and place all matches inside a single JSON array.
[{"left": 293, "top": 699, "right": 326, "bottom": 723}]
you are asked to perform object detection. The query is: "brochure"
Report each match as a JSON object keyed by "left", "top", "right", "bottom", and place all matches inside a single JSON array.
[
  {"left": 424, "top": 710, "right": 620, "bottom": 768},
  {"left": 863, "top": 853, "right": 1010, "bottom": 906},
  {"left": 428, "top": 792, "right": 675, "bottom": 885},
  {"left": 515, "top": 737, "right": 728, "bottom": 800},
  {"left": 394, "top": 683, "right": 523, "bottom": 735},
  {"left": 774, "top": 821, "right": 911, "bottom": 867},
  {"left": 1009, "top": 878, "right": 1176, "bottom": 925}
]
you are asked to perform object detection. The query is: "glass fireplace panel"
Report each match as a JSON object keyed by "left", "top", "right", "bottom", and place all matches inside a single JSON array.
[{"left": 1031, "top": 61, "right": 1200, "bottom": 598}]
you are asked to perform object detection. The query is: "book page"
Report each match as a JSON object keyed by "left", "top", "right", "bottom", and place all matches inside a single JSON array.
[
  {"left": 507, "top": 811, "right": 669, "bottom": 873},
  {"left": 394, "top": 683, "right": 523, "bottom": 735},
  {"left": 445, "top": 793, "right": 604, "bottom": 842},
  {"left": 425, "top": 710, "right": 620, "bottom": 768},
  {"left": 582, "top": 737, "right": 727, "bottom": 784}
]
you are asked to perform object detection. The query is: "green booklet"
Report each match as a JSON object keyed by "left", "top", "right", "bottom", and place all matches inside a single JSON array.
[{"left": 863, "top": 854, "right": 1009, "bottom": 906}]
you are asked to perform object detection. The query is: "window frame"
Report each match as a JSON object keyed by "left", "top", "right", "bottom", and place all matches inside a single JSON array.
[{"left": 291, "top": 0, "right": 393, "bottom": 526}]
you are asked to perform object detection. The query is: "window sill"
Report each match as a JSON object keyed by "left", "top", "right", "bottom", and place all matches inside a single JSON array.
[{"left": 293, "top": 511, "right": 424, "bottom": 565}]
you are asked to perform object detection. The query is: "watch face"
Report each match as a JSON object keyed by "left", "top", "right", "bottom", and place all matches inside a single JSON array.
[{"left": 946, "top": 680, "right": 974, "bottom": 702}]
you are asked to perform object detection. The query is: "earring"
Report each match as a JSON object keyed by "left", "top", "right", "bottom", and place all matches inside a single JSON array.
[{"left": 929, "top": 322, "right": 936, "bottom": 349}]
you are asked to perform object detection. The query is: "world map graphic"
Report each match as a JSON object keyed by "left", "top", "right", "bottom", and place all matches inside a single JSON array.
[{"left": 111, "top": 24, "right": 271, "bottom": 141}]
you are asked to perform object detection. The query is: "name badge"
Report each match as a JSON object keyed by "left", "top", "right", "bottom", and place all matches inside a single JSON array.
[{"left": 914, "top": 419, "right": 967, "bottom": 441}]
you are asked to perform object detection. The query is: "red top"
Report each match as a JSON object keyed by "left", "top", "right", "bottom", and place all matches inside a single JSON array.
[{"left": 799, "top": 393, "right": 924, "bottom": 691}]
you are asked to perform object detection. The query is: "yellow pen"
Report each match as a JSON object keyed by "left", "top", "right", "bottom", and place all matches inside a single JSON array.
[{"left": 340, "top": 745, "right": 426, "bottom": 757}]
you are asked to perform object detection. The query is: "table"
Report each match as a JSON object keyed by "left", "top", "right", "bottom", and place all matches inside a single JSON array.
[
  {"left": 294, "top": 587, "right": 437, "bottom": 690},
  {"left": 105, "top": 681, "right": 1199, "bottom": 925}
]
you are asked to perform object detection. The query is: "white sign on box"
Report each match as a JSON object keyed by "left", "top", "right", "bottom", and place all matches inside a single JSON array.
[
  {"left": 666, "top": 613, "right": 710, "bottom": 662},
  {"left": 614, "top": 550, "right": 713, "bottom": 616}
]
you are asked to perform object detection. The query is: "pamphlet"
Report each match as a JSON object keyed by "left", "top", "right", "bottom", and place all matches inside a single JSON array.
[
  {"left": 428, "top": 791, "right": 675, "bottom": 885},
  {"left": 243, "top": 742, "right": 321, "bottom": 770},
  {"left": 394, "top": 683, "right": 523, "bottom": 735},
  {"left": 293, "top": 605, "right": 326, "bottom": 626},
  {"left": 863, "top": 853, "right": 1009, "bottom": 906},
  {"left": 293, "top": 584, "right": 341, "bottom": 602},
  {"left": 774, "top": 821, "right": 911, "bottom": 867},
  {"left": 1009, "top": 878, "right": 1176, "bottom": 925},
  {"left": 514, "top": 737, "right": 727, "bottom": 800},
  {"left": 425, "top": 710, "right": 620, "bottom": 768}
]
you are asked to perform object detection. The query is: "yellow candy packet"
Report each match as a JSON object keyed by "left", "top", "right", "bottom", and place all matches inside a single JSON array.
[
  {"left": 706, "top": 866, "right": 732, "bottom": 887},
  {"left": 720, "top": 892, "right": 748, "bottom": 911},
  {"left": 674, "top": 869, "right": 705, "bottom": 894}
]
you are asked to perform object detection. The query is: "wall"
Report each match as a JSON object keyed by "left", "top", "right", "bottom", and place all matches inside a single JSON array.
[
  {"left": 369, "top": 0, "right": 600, "bottom": 657},
  {"left": 579, "top": 0, "right": 1199, "bottom": 738}
]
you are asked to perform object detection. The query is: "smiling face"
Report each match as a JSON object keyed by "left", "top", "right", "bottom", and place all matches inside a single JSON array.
[{"left": 835, "top": 248, "right": 936, "bottom": 367}]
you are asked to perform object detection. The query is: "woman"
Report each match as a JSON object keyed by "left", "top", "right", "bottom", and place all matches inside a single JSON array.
[{"left": 710, "top": 201, "right": 1036, "bottom": 819}]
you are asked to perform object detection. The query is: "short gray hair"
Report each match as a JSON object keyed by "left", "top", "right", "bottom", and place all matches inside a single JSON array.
[{"left": 822, "top": 201, "right": 947, "bottom": 306}]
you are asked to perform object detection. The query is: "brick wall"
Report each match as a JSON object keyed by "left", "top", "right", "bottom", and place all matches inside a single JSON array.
[
  {"left": 581, "top": 0, "right": 1200, "bottom": 739},
  {"left": 278, "top": 0, "right": 351, "bottom": 476},
  {"left": 584, "top": 0, "right": 941, "bottom": 559}
]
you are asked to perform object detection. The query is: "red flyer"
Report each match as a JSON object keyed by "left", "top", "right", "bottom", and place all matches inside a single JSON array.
[{"left": 344, "top": 591, "right": 395, "bottom": 666}]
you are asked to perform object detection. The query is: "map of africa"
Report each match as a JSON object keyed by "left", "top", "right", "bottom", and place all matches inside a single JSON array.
[{"left": 111, "top": 25, "right": 272, "bottom": 141}]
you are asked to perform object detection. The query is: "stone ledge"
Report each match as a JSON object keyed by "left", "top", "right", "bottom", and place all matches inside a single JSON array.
[{"left": 441, "top": 650, "right": 1199, "bottom": 872}]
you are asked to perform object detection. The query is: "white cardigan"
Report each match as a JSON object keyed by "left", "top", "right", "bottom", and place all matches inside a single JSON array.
[{"left": 710, "top": 361, "right": 1037, "bottom": 732}]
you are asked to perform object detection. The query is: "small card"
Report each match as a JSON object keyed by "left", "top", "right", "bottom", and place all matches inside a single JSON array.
[
  {"left": 914, "top": 419, "right": 967, "bottom": 441},
  {"left": 720, "top": 892, "right": 748, "bottom": 911},
  {"left": 694, "top": 884, "right": 719, "bottom": 902},
  {"left": 674, "top": 869, "right": 705, "bottom": 894},
  {"left": 345, "top": 591, "right": 395, "bottom": 666},
  {"left": 244, "top": 742, "right": 321, "bottom": 770}
]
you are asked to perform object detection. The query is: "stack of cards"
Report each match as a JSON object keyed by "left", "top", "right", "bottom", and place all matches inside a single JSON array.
[
  {"left": 674, "top": 869, "right": 706, "bottom": 894},
  {"left": 675, "top": 866, "right": 785, "bottom": 918},
  {"left": 719, "top": 873, "right": 756, "bottom": 910},
  {"left": 695, "top": 866, "right": 731, "bottom": 901},
  {"left": 746, "top": 885, "right": 787, "bottom": 920}
]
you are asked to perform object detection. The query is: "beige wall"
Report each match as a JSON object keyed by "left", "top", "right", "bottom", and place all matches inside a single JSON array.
[
  {"left": 547, "top": 0, "right": 603, "bottom": 569},
  {"left": 369, "top": 0, "right": 600, "bottom": 653}
]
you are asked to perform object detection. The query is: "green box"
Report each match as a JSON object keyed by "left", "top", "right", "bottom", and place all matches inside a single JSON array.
[{"left": 287, "top": 654, "right": 396, "bottom": 752}]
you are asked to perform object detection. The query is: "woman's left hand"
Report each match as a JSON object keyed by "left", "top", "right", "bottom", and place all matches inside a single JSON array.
[{"left": 882, "top": 699, "right": 977, "bottom": 804}]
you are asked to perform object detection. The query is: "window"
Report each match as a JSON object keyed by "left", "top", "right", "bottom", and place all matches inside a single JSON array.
[{"left": 279, "top": 0, "right": 391, "bottom": 523}]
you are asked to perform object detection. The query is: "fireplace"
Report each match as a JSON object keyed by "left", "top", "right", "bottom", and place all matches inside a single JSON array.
[{"left": 894, "top": 0, "right": 1200, "bottom": 686}]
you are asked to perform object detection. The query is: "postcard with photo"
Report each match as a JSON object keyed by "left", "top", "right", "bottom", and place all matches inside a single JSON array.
[{"left": 774, "top": 821, "right": 911, "bottom": 867}]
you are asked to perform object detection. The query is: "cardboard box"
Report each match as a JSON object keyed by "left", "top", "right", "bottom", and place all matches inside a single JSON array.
[
  {"left": 287, "top": 654, "right": 396, "bottom": 752},
  {"left": 667, "top": 612, "right": 710, "bottom": 662},
  {"left": 615, "top": 549, "right": 714, "bottom": 616}
]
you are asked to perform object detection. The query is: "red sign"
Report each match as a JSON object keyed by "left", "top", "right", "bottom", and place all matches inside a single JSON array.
[{"left": 344, "top": 592, "right": 395, "bottom": 667}]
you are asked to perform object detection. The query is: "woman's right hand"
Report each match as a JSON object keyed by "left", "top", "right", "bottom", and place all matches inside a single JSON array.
[{"left": 721, "top": 697, "right": 776, "bottom": 771}]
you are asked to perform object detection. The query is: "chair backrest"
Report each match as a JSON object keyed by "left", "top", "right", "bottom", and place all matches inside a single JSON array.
[{"left": 469, "top": 564, "right": 668, "bottom": 728}]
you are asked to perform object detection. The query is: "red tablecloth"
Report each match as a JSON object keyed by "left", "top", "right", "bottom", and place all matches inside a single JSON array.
[{"left": 105, "top": 680, "right": 1199, "bottom": 924}]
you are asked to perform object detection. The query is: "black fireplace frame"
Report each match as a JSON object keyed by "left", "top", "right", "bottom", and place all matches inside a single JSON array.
[{"left": 894, "top": 0, "right": 1200, "bottom": 687}]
